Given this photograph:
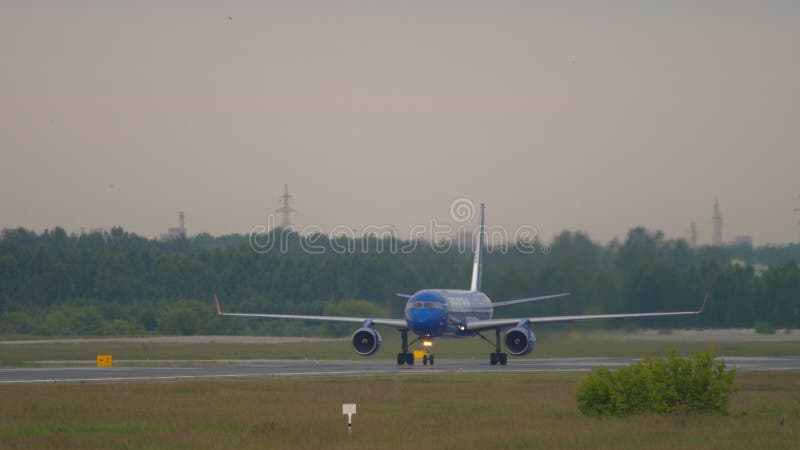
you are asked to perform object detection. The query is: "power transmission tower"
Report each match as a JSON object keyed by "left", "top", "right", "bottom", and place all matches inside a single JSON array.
[
  {"left": 712, "top": 199, "right": 722, "bottom": 246},
  {"left": 274, "top": 184, "right": 297, "bottom": 228}
]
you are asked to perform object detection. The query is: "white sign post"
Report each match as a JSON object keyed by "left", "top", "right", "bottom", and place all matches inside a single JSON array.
[{"left": 342, "top": 403, "right": 356, "bottom": 434}]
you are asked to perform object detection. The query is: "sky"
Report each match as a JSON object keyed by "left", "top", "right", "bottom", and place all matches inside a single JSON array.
[{"left": 1, "top": 1, "right": 799, "bottom": 245}]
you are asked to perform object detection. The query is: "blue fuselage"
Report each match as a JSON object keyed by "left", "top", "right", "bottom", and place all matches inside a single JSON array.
[{"left": 404, "top": 289, "right": 493, "bottom": 337}]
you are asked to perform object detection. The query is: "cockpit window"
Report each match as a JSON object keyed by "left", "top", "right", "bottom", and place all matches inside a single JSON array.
[{"left": 411, "top": 301, "right": 443, "bottom": 309}]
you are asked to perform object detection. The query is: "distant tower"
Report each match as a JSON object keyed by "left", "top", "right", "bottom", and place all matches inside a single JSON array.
[
  {"left": 274, "top": 184, "right": 297, "bottom": 228},
  {"left": 160, "top": 211, "right": 186, "bottom": 241},
  {"left": 178, "top": 211, "right": 186, "bottom": 235},
  {"left": 689, "top": 222, "right": 697, "bottom": 248},
  {"left": 794, "top": 194, "right": 800, "bottom": 241},
  {"left": 712, "top": 199, "right": 722, "bottom": 246}
]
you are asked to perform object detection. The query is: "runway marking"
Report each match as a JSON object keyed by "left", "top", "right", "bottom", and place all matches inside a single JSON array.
[
  {"left": 0, "top": 368, "right": 595, "bottom": 384},
  {"left": 0, "top": 374, "right": 263, "bottom": 384},
  {"left": 2, "top": 357, "right": 799, "bottom": 384}
]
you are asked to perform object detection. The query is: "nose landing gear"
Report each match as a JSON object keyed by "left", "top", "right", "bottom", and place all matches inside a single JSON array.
[
  {"left": 396, "top": 330, "right": 435, "bottom": 366},
  {"left": 422, "top": 337, "right": 434, "bottom": 366}
]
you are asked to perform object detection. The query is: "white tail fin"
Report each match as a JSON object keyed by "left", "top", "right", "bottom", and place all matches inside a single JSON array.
[{"left": 470, "top": 203, "right": 485, "bottom": 291}]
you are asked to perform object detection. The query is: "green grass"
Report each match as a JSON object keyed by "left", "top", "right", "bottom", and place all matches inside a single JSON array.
[
  {"left": 0, "top": 372, "right": 798, "bottom": 449},
  {"left": 2, "top": 330, "right": 800, "bottom": 366}
]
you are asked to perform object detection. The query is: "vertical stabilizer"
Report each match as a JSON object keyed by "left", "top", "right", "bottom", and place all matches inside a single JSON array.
[{"left": 470, "top": 203, "right": 485, "bottom": 291}]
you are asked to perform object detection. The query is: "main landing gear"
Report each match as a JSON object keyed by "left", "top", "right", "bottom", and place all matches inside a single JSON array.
[
  {"left": 396, "top": 330, "right": 435, "bottom": 366},
  {"left": 396, "top": 351, "right": 414, "bottom": 365},
  {"left": 397, "top": 329, "right": 414, "bottom": 365},
  {"left": 490, "top": 352, "right": 507, "bottom": 366},
  {"left": 479, "top": 328, "right": 507, "bottom": 366}
]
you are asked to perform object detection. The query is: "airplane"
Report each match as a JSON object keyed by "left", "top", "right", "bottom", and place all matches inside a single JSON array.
[{"left": 214, "top": 203, "right": 707, "bottom": 366}]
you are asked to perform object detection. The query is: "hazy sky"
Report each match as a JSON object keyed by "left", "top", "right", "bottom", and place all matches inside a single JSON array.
[{"left": 2, "top": 1, "right": 799, "bottom": 245}]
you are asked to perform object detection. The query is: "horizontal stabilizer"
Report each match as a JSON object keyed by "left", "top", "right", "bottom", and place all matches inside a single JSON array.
[
  {"left": 492, "top": 292, "right": 571, "bottom": 307},
  {"left": 395, "top": 293, "right": 412, "bottom": 298}
]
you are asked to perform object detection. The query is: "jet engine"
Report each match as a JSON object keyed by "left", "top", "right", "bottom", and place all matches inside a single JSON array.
[
  {"left": 504, "top": 327, "right": 536, "bottom": 356},
  {"left": 351, "top": 327, "right": 382, "bottom": 355}
]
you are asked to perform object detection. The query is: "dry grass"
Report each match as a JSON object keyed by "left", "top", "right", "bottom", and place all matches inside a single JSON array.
[{"left": 0, "top": 372, "right": 797, "bottom": 449}]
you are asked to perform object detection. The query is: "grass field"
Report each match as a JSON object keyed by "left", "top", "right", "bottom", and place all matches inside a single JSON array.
[
  {"left": 2, "top": 330, "right": 800, "bottom": 366},
  {"left": 0, "top": 371, "right": 797, "bottom": 449}
]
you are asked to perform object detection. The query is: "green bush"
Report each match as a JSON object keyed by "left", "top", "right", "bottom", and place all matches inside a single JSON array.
[
  {"left": 0, "top": 311, "right": 34, "bottom": 334},
  {"left": 158, "top": 299, "right": 210, "bottom": 335},
  {"left": 754, "top": 321, "right": 776, "bottom": 334},
  {"left": 576, "top": 349, "right": 737, "bottom": 417}
]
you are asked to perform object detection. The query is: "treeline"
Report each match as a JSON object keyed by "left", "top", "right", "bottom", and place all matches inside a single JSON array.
[{"left": 0, "top": 226, "right": 798, "bottom": 336}]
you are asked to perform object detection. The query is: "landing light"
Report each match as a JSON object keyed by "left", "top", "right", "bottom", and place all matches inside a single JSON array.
[{"left": 423, "top": 340, "right": 433, "bottom": 347}]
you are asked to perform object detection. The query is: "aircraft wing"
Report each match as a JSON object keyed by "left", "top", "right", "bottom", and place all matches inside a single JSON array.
[
  {"left": 214, "top": 295, "right": 408, "bottom": 329},
  {"left": 492, "top": 292, "right": 571, "bottom": 307},
  {"left": 463, "top": 295, "right": 708, "bottom": 332}
]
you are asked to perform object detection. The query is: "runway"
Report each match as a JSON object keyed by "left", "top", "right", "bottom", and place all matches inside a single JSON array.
[{"left": 1, "top": 356, "right": 799, "bottom": 384}]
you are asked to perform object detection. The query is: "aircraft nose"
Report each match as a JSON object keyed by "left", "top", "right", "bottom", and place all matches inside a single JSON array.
[{"left": 409, "top": 308, "right": 444, "bottom": 328}]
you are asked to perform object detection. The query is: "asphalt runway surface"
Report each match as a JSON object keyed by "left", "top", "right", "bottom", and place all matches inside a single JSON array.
[{"left": 2, "top": 357, "right": 800, "bottom": 384}]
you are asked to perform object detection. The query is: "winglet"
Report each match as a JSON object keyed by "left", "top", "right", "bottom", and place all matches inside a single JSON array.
[
  {"left": 214, "top": 294, "right": 222, "bottom": 315},
  {"left": 697, "top": 294, "right": 709, "bottom": 314}
]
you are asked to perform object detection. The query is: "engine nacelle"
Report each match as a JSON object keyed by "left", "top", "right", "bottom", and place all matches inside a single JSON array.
[
  {"left": 504, "top": 327, "right": 536, "bottom": 356},
  {"left": 351, "top": 327, "right": 382, "bottom": 356}
]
